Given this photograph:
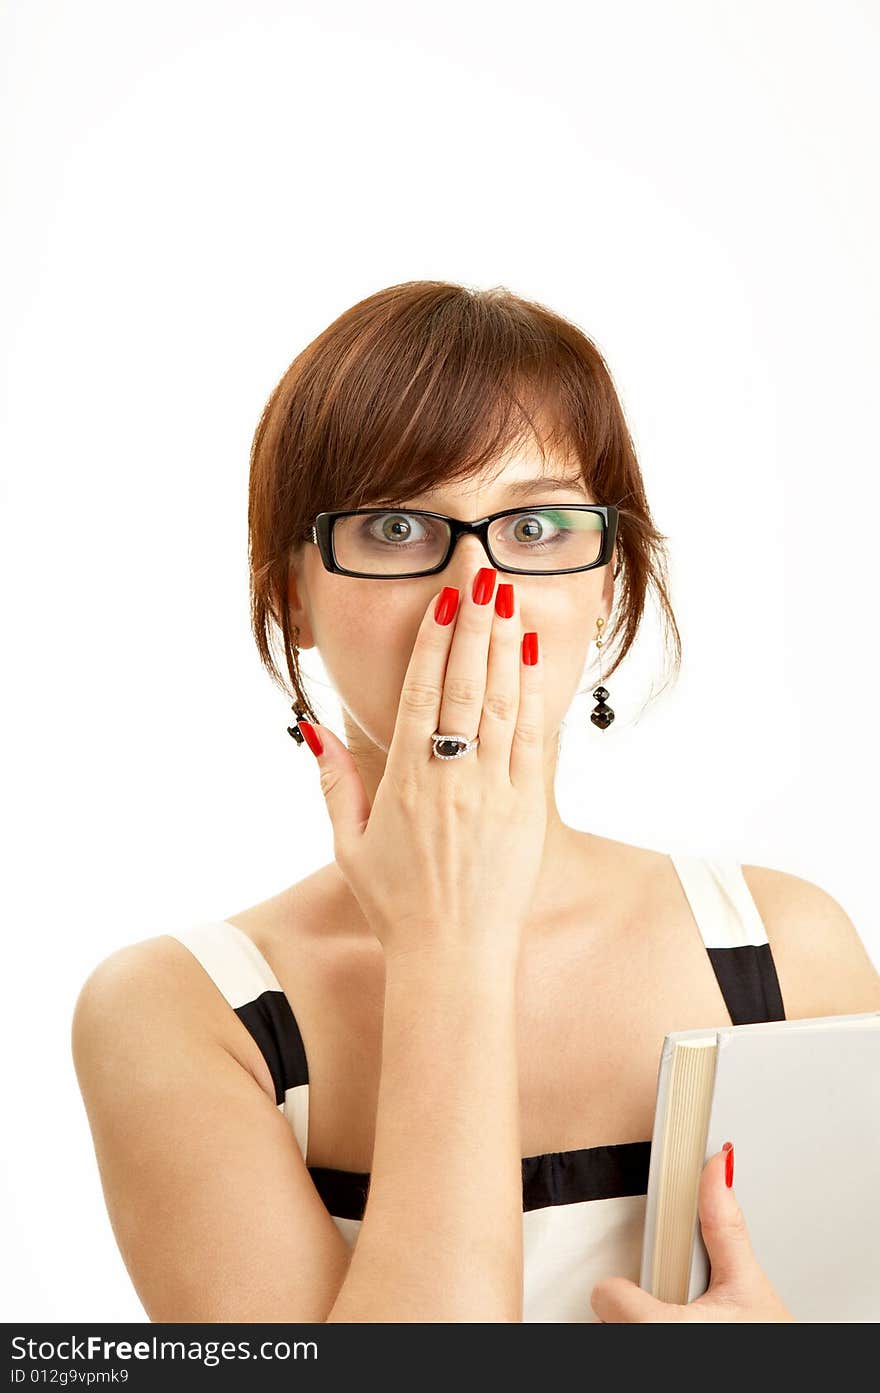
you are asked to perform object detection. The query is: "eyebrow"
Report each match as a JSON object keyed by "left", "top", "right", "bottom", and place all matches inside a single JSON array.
[
  {"left": 376, "top": 475, "right": 589, "bottom": 505},
  {"left": 501, "top": 475, "right": 589, "bottom": 497}
]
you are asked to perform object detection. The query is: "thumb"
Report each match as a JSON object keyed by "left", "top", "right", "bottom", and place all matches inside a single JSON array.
[
  {"left": 590, "top": 1275, "right": 686, "bottom": 1323},
  {"left": 698, "top": 1142, "right": 758, "bottom": 1292},
  {"left": 295, "top": 718, "right": 372, "bottom": 850}
]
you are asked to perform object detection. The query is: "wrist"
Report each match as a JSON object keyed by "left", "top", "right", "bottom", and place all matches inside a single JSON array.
[{"left": 382, "top": 938, "right": 520, "bottom": 984}]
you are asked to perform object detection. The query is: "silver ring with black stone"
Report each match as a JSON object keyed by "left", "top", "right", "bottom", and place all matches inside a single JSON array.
[{"left": 430, "top": 731, "right": 480, "bottom": 759}]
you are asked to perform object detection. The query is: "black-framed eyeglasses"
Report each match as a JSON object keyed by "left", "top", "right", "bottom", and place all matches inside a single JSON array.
[{"left": 307, "top": 504, "right": 619, "bottom": 579}]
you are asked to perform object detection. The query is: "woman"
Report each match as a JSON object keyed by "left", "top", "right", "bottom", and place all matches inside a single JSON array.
[{"left": 72, "top": 280, "right": 880, "bottom": 1323}]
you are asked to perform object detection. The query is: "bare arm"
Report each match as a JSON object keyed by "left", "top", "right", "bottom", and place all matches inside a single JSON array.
[
  {"left": 71, "top": 939, "right": 352, "bottom": 1322},
  {"left": 327, "top": 945, "right": 523, "bottom": 1322},
  {"left": 72, "top": 937, "right": 523, "bottom": 1323}
]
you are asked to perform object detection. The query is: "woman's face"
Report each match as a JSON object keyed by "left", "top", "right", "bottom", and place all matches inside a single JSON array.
[{"left": 288, "top": 447, "right": 617, "bottom": 757}]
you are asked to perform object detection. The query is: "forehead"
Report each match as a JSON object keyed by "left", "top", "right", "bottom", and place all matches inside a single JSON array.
[
  {"left": 450, "top": 403, "right": 579, "bottom": 486},
  {"left": 413, "top": 456, "right": 589, "bottom": 503}
]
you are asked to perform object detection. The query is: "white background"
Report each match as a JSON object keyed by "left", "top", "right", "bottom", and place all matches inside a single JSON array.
[{"left": 2, "top": 0, "right": 877, "bottom": 1321}]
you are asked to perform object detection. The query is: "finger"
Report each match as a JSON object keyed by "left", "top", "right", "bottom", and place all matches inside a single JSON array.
[
  {"left": 476, "top": 579, "right": 522, "bottom": 766},
  {"left": 509, "top": 627, "right": 544, "bottom": 789},
  {"left": 698, "top": 1143, "right": 757, "bottom": 1291},
  {"left": 295, "top": 719, "right": 372, "bottom": 864},
  {"left": 590, "top": 1277, "right": 686, "bottom": 1323},
  {"left": 435, "top": 566, "right": 498, "bottom": 746},
  {"left": 386, "top": 584, "right": 461, "bottom": 775}
]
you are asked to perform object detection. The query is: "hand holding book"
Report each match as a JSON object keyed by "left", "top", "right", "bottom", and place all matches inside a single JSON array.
[{"left": 590, "top": 1145, "right": 796, "bottom": 1323}]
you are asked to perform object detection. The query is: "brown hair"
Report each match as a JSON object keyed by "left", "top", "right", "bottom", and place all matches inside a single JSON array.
[{"left": 248, "top": 280, "right": 681, "bottom": 725}]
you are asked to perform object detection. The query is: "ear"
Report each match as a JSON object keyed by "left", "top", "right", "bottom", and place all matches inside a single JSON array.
[{"left": 269, "top": 554, "right": 315, "bottom": 647}]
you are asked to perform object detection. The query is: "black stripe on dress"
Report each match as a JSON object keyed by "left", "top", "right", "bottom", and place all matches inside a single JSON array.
[
  {"left": 705, "top": 943, "right": 786, "bottom": 1025},
  {"left": 309, "top": 1165, "right": 372, "bottom": 1221},
  {"left": 308, "top": 1139, "right": 653, "bottom": 1221},
  {"left": 235, "top": 990, "right": 309, "bottom": 1105},
  {"left": 521, "top": 1139, "right": 652, "bottom": 1212}
]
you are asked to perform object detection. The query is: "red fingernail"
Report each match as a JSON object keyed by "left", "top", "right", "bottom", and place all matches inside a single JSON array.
[
  {"left": 722, "top": 1141, "right": 734, "bottom": 1188},
  {"left": 434, "top": 587, "right": 459, "bottom": 625},
  {"left": 495, "top": 583, "right": 514, "bottom": 618},
  {"left": 472, "top": 567, "right": 497, "bottom": 605},
  {"left": 522, "top": 632, "right": 539, "bottom": 665},
  {"left": 297, "top": 720, "right": 323, "bottom": 757}
]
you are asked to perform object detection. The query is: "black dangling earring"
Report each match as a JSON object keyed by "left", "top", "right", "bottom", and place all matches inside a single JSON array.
[
  {"left": 590, "top": 617, "right": 615, "bottom": 730},
  {"left": 287, "top": 702, "right": 309, "bottom": 743}
]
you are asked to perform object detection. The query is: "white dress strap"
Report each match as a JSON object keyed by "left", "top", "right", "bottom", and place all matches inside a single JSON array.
[
  {"left": 669, "top": 854, "right": 769, "bottom": 948},
  {"left": 169, "top": 921, "right": 310, "bottom": 1161},
  {"left": 669, "top": 854, "right": 786, "bottom": 1025},
  {"left": 176, "top": 920, "right": 285, "bottom": 1003}
]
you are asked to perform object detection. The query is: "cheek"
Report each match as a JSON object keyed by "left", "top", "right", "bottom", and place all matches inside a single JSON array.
[
  {"left": 525, "top": 597, "right": 597, "bottom": 692},
  {"left": 525, "top": 590, "right": 595, "bottom": 647},
  {"left": 315, "top": 588, "right": 416, "bottom": 684},
  {"left": 314, "top": 592, "right": 423, "bottom": 748}
]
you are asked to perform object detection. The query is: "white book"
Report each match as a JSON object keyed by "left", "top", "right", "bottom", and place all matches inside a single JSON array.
[{"left": 639, "top": 1011, "right": 880, "bottom": 1322}]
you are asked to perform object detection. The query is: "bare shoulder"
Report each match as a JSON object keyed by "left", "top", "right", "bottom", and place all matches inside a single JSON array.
[
  {"left": 72, "top": 934, "right": 194, "bottom": 1046},
  {"left": 740, "top": 863, "right": 880, "bottom": 1018},
  {"left": 71, "top": 932, "right": 277, "bottom": 1102}
]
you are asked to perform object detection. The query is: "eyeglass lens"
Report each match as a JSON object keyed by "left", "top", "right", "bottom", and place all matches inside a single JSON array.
[{"left": 331, "top": 508, "right": 604, "bottom": 575}]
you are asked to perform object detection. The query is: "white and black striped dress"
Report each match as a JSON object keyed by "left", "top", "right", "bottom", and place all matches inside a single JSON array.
[{"left": 167, "top": 854, "right": 785, "bottom": 1323}]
